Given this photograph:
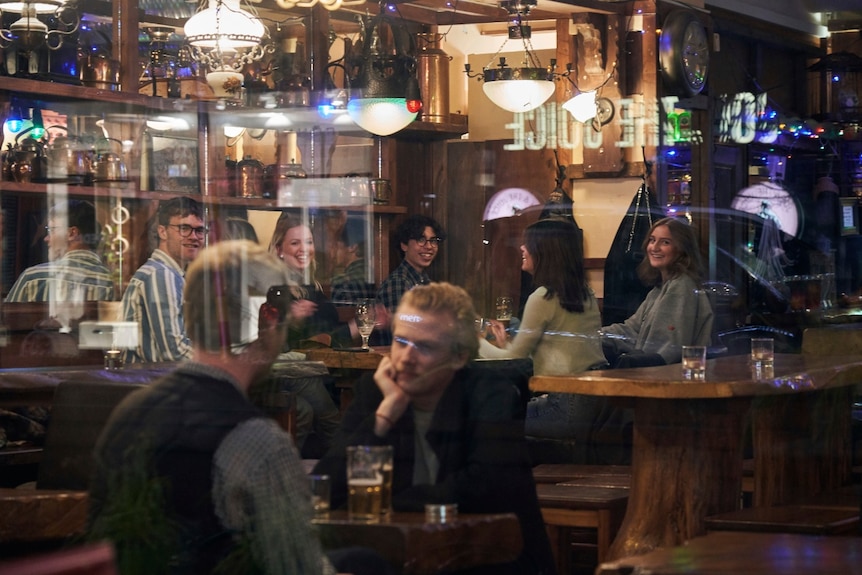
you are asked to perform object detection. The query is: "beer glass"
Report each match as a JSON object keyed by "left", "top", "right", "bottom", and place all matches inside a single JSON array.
[{"left": 346, "top": 445, "right": 391, "bottom": 522}]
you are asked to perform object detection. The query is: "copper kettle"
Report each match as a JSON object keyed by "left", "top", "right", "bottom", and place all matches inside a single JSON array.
[
  {"left": 48, "top": 134, "right": 91, "bottom": 183},
  {"left": 91, "top": 138, "right": 128, "bottom": 182}
]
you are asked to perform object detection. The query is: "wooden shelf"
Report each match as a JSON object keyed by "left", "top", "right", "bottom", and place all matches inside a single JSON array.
[
  {"left": 0, "top": 76, "right": 191, "bottom": 113},
  {"left": 0, "top": 181, "right": 408, "bottom": 215}
]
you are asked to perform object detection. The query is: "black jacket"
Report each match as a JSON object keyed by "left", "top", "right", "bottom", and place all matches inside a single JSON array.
[{"left": 315, "top": 365, "right": 557, "bottom": 575}]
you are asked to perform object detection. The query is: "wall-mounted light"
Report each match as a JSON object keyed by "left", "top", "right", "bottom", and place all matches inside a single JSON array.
[
  {"left": 561, "top": 62, "right": 617, "bottom": 130},
  {"left": 562, "top": 90, "right": 597, "bottom": 123},
  {"left": 464, "top": 0, "right": 563, "bottom": 113}
]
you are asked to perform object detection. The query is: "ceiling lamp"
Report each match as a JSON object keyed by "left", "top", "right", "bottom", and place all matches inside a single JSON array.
[
  {"left": 184, "top": 0, "right": 272, "bottom": 90},
  {"left": 274, "top": 0, "right": 365, "bottom": 11},
  {"left": 344, "top": 7, "right": 422, "bottom": 136},
  {"left": 464, "top": 0, "right": 559, "bottom": 113},
  {"left": 0, "top": 0, "right": 78, "bottom": 53}
]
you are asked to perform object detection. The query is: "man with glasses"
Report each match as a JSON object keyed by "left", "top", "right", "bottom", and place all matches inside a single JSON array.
[
  {"left": 121, "top": 196, "right": 206, "bottom": 363},
  {"left": 5, "top": 200, "right": 114, "bottom": 304},
  {"left": 315, "top": 283, "right": 556, "bottom": 575},
  {"left": 374, "top": 214, "right": 445, "bottom": 344}
]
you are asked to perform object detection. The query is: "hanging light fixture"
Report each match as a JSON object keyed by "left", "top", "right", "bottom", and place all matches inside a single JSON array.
[
  {"left": 464, "top": 0, "right": 560, "bottom": 113},
  {"left": 344, "top": 5, "right": 422, "bottom": 136},
  {"left": 0, "top": 0, "right": 80, "bottom": 55},
  {"left": 184, "top": 0, "right": 273, "bottom": 98},
  {"left": 274, "top": 0, "right": 365, "bottom": 11}
]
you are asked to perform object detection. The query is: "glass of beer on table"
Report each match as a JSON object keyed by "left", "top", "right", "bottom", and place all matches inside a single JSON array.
[{"left": 347, "top": 445, "right": 393, "bottom": 521}]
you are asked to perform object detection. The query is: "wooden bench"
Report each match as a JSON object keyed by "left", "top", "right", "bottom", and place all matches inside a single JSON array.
[
  {"left": 705, "top": 504, "right": 859, "bottom": 535},
  {"left": 532, "top": 464, "right": 631, "bottom": 484},
  {"left": 535, "top": 483, "right": 629, "bottom": 575}
]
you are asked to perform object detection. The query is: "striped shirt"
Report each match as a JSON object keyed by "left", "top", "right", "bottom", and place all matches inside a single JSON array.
[
  {"left": 121, "top": 249, "right": 191, "bottom": 364},
  {"left": 5, "top": 250, "right": 115, "bottom": 303}
]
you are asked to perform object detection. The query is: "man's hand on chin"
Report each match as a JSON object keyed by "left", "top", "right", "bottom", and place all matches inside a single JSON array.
[{"left": 373, "top": 357, "right": 410, "bottom": 436}]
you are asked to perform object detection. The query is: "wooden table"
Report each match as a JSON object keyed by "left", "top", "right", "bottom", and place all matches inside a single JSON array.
[
  {"left": 595, "top": 530, "right": 862, "bottom": 574},
  {"left": 300, "top": 348, "right": 386, "bottom": 412},
  {"left": 314, "top": 510, "right": 522, "bottom": 575},
  {"left": 530, "top": 353, "right": 862, "bottom": 560},
  {"left": 0, "top": 364, "right": 176, "bottom": 408}
]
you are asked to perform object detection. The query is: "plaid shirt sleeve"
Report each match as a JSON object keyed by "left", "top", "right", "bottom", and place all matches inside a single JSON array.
[{"left": 213, "top": 418, "right": 336, "bottom": 575}]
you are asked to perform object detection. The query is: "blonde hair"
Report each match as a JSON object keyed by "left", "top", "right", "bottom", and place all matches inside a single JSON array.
[
  {"left": 398, "top": 282, "right": 479, "bottom": 359},
  {"left": 185, "top": 240, "right": 289, "bottom": 351}
]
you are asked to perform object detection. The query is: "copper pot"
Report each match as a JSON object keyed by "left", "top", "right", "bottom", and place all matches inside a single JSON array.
[{"left": 79, "top": 54, "right": 120, "bottom": 90}]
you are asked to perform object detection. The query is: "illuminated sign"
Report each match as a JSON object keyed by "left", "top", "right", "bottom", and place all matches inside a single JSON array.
[{"left": 502, "top": 92, "right": 780, "bottom": 151}]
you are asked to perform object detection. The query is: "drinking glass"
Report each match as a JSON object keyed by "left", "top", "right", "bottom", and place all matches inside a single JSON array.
[
  {"left": 346, "top": 445, "right": 390, "bottom": 522},
  {"left": 355, "top": 299, "right": 377, "bottom": 350},
  {"left": 309, "top": 474, "right": 331, "bottom": 518},
  {"left": 681, "top": 345, "right": 707, "bottom": 381},
  {"left": 495, "top": 296, "right": 513, "bottom": 321},
  {"left": 750, "top": 337, "right": 775, "bottom": 380}
]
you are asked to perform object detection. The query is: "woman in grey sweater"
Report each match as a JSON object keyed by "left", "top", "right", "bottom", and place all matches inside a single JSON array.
[{"left": 602, "top": 216, "right": 714, "bottom": 366}]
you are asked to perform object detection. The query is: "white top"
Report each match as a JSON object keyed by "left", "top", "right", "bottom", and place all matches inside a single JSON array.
[{"left": 479, "top": 286, "right": 607, "bottom": 376}]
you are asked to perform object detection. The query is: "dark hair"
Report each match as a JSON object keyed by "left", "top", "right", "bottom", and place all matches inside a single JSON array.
[
  {"left": 223, "top": 217, "right": 259, "bottom": 243},
  {"left": 395, "top": 214, "right": 445, "bottom": 248},
  {"left": 157, "top": 197, "right": 204, "bottom": 227},
  {"left": 50, "top": 200, "right": 101, "bottom": 249},
  {"left": 637, "top": 217, "right": 704, "bottom": 286},
  {"left": 340, "top": 216, "right": 367, "bottom": 258},
  {"left": 524, "top": 218, "right": 590, "bottom": 313}
]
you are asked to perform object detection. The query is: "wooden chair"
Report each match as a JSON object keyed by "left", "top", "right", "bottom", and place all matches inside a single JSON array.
[
  {"left": 536, "top": 483, "right": 629, "bottom": 575},
  {"left": 37, "top": 382, "right": 142, "bottom": 490}
]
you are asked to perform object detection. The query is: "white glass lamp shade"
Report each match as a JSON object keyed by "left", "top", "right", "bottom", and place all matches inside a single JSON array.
[
  {"left": 562, "top": 91, "right": 598, "bottom": 123},
  {"left": 347, "top": 98, "right": 418, "bottom": 136},
  {"left": 482, "top": 79, "right": 555, "bottom": 113},
  {"left": 0, "top": 0, "right": 66, "bottom": 14},
  {"left": 184, "top": 0, "right": 266, "bottom": 51}
]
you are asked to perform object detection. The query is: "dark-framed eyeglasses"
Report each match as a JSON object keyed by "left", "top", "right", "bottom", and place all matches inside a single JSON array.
[
  {"left": 259, "top": 285, "right": 292, "bottom": 327},
  {"left": 414, "top": 236, "right": 442, "bottom": 247},
  {"left": 168, "top": 224, "right": 209, "bottom": 238}
]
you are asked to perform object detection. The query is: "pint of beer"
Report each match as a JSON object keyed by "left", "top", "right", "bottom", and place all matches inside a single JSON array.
[
  {"left": 347, "top": 445, "right": 393, "bottom": 522},
  {"left": 348, "top": 478, "right": 382, "bottom": 521}
]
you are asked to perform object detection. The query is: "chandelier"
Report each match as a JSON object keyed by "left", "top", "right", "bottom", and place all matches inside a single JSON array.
[
  {"left": 184, "top": 0, "right": 272, "bottom": 76},
  {"left": 0, "top": 0, "right": 78, "bottom": 54},
  {"left": 464, "top": 0, "right": 560, "bottom": 113}
]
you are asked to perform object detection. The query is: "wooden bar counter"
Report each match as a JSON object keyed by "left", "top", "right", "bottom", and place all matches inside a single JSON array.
[
  {"left": 314, "top": 510, "right": 522, "bottom": 575},
  {"left": 596, "top": 530, "right": 862, "bottom": 574},
  {"left": 531, "top": 354, "right": 862, "bottom": 560}
]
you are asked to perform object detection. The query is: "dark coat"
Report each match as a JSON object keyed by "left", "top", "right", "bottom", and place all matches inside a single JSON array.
[{"left": 315, "top": 365, "right": 557, "bottom": 575}]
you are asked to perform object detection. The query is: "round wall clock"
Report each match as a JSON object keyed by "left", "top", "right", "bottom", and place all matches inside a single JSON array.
[
  {"left": 659, "top": 10, "right": 710, "bottom": 97},
  {"left": 483, "top": 188, "right": 541, "bottom": 221}
]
